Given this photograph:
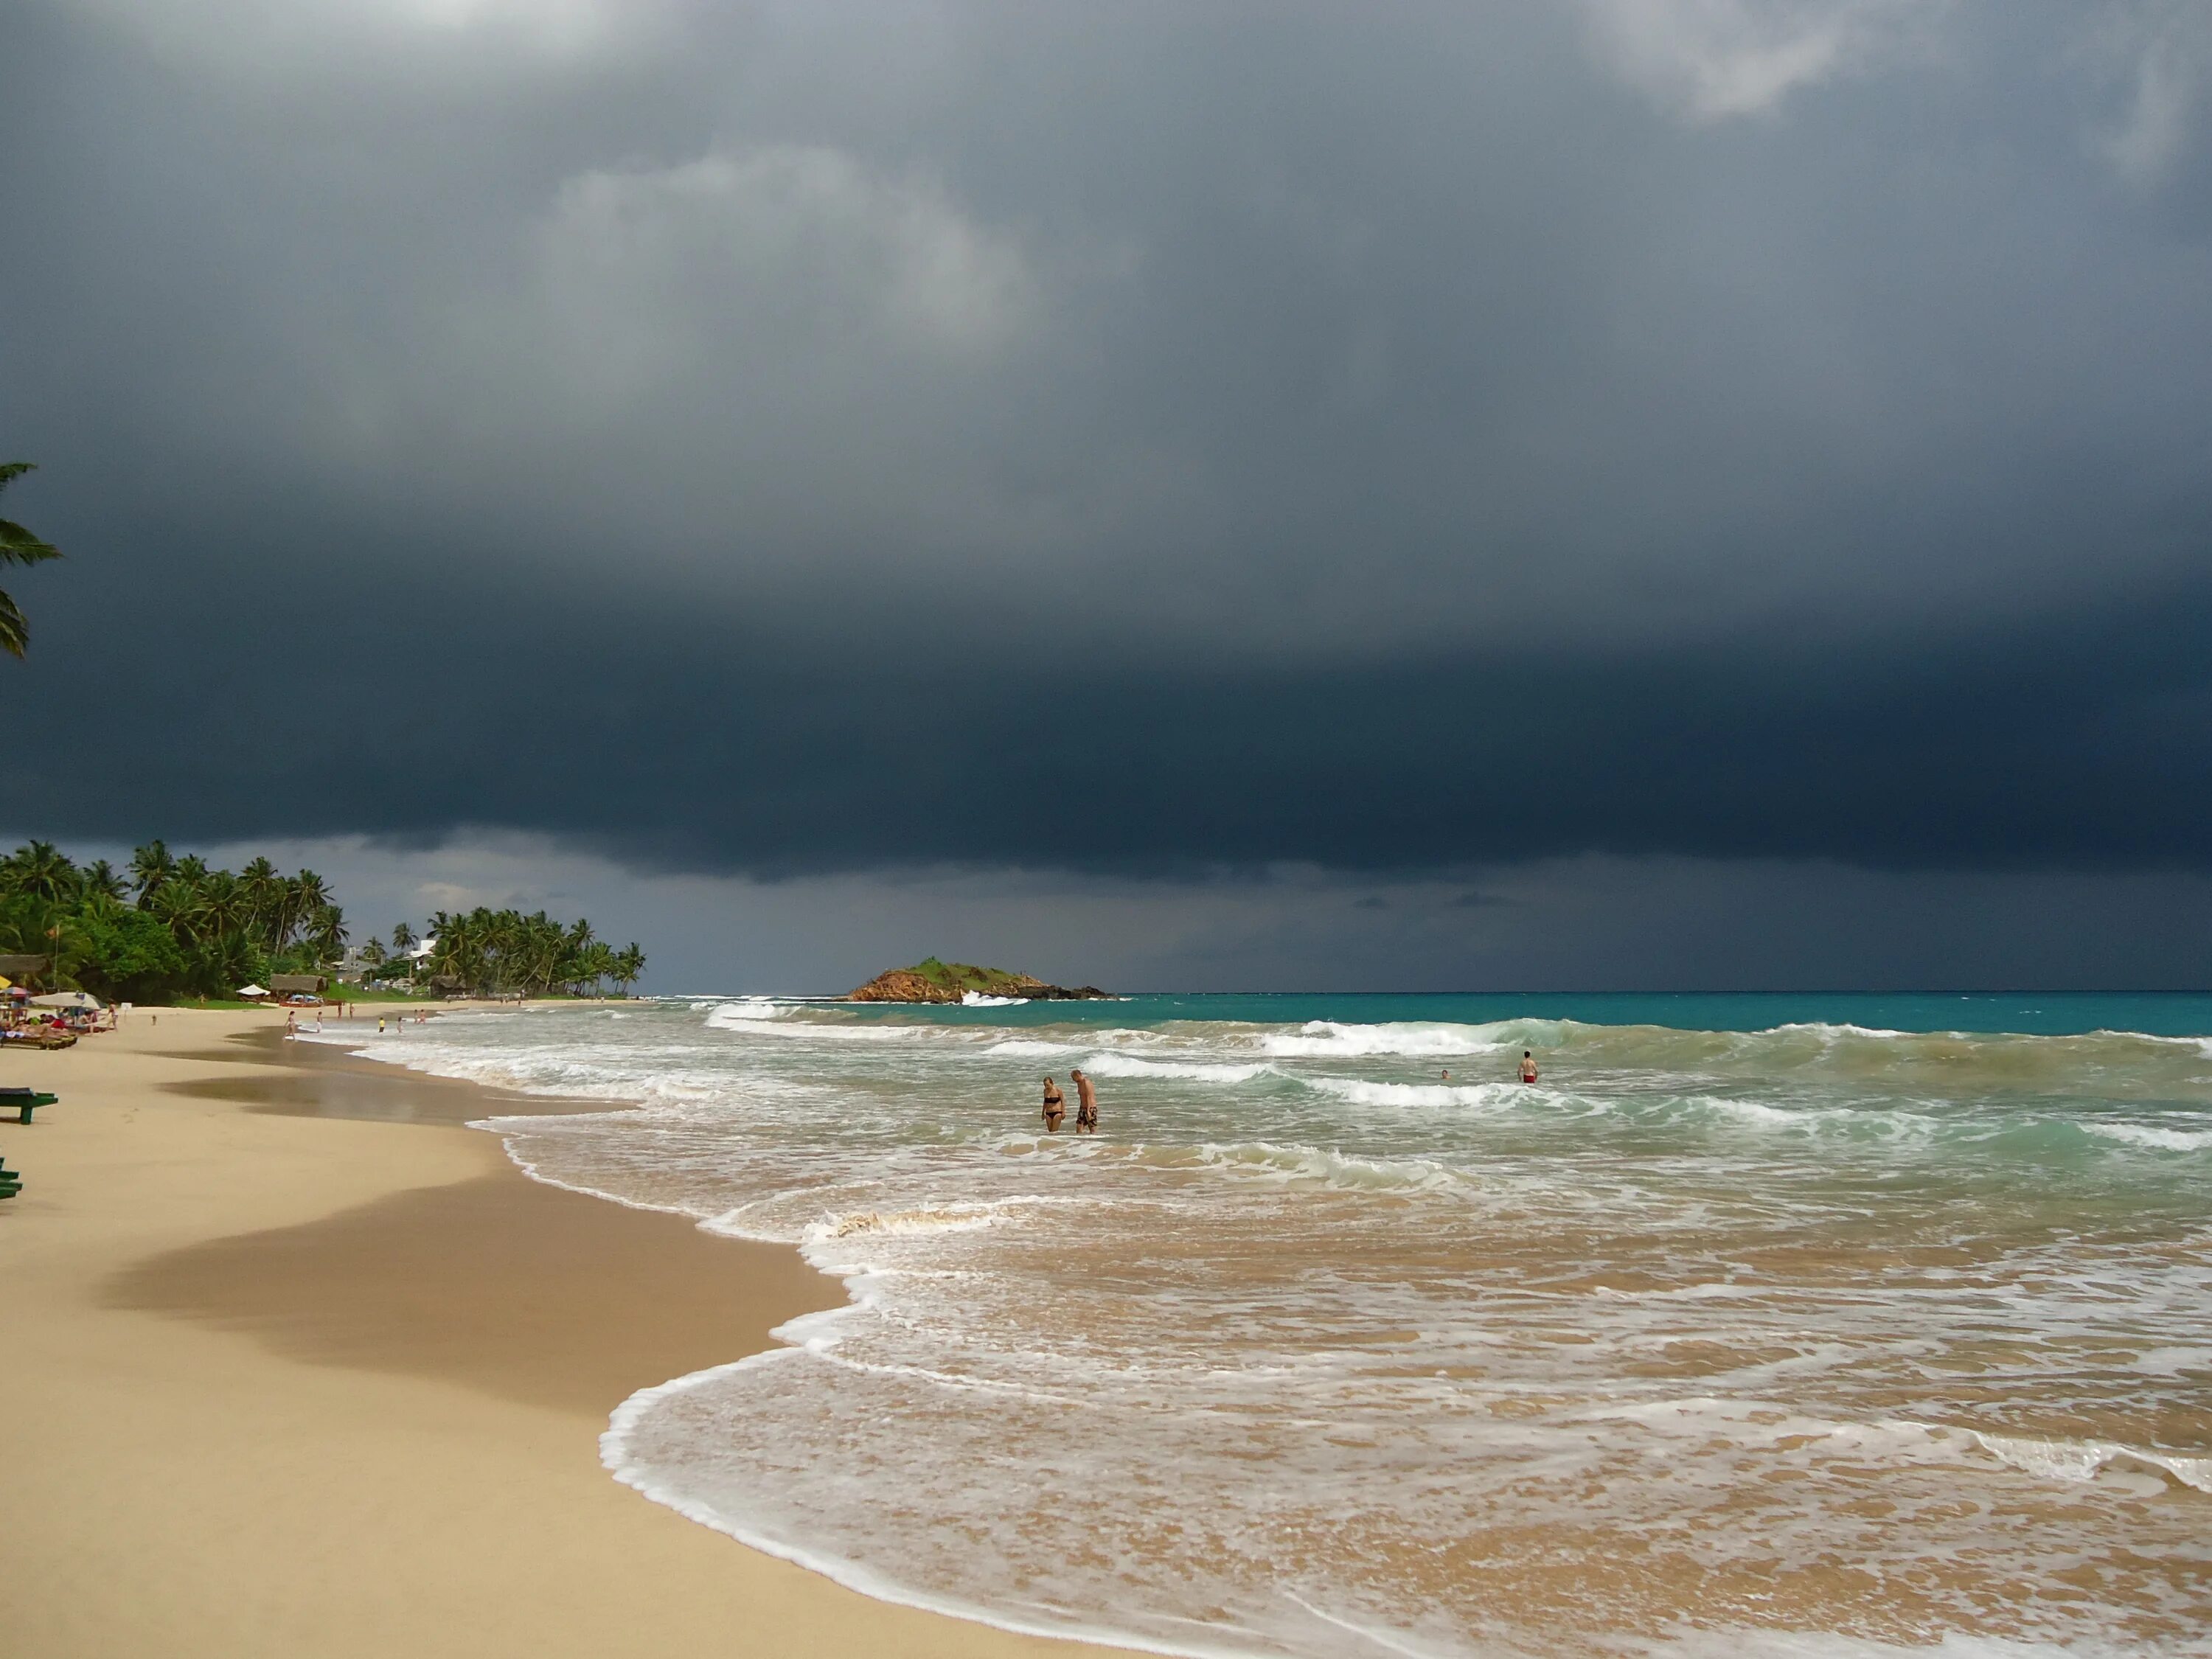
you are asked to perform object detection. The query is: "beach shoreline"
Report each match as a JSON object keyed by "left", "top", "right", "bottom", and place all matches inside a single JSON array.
[{"left": 1, "top": 1006, "right": 1120, "bottom": 1659}]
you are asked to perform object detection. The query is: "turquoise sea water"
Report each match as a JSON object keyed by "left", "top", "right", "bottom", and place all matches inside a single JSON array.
[
  {"left": 832, "top": 990, "right": 2212, "bottom": 1037},
  {"left": 332, "top": 992, "right": 2212, "bottom": 1658}
]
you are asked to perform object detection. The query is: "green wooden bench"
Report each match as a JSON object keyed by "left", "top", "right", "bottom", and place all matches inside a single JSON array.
[
  {"left": 0, "top": 1088, "right": 58, "bottom": 1124},
  {"left": 0, "top": 1154, "right": 18, "bottom": 1199}
]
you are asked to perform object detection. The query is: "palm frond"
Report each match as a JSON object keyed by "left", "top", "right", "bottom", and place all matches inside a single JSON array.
[{"left": 0, "top": 518, "right": 60, "bottom": 566}]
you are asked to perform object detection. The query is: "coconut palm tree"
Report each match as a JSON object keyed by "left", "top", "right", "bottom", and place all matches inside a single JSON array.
[
  {"left": 4, "top": 840, "right": 81, "bottom": 903},
  {"left": 0, "top": 463, "right": 62, "bottom": 659},
  {"left": 307, "top": 903, "right": 347, "bottom": 967},
  {"left": 239, "top": 856, "right": 282, "bottom": 947},
  {"left": 82, "top": 858, "right": 128, "bottom": 902},
  {"left": 130, "top": 840, "right": 175, "bottom": 905},
  {"left": 611, "top": 943, "right": 646, "bottom": 998},
  {"left": 197, "top": 870, "right": 251, "bottom": 940}
]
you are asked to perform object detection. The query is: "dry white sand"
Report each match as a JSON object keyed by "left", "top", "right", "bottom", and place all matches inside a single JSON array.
[{"left": 1, "top": 1009, "right": 1121, "bottom": 1659}]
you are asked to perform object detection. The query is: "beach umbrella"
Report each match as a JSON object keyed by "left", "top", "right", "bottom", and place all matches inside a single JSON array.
[
  {"left": 30, "top": 990, "right": 102, "bottom": 1010},
  {"left": 235, "top": 984, "right": 269, "bottom": 998}
]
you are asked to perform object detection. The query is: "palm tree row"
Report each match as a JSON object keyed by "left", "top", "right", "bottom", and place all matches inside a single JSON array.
[
  {"left": 0, "top": 841, "right": 647, "bottom": 1002},
  {"left": 399, "top": 906, "right": 644, "bottom": 999},
  {"left": 124, "top": 840, "right": 347, "bottom": 961},
  {"left": 0, "top": 839, "right": 350, "bottom": 1001}
]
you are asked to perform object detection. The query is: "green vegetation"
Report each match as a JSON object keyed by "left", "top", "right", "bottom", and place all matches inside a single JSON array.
[
  {"left": 0, "top": 840, "right": 645, "bottom": 1004},
  {"left": 0, "top": 839, "right": 344, "bottom": 1003},
  {"left": 394, "top": 908, "right": 644, "bottom": 1000},
  {"left": 908, "top": 957, "right": 1041, "bottom": 995},
  {"left": 0, "top": 463, "right": 61, "bottom": 658}
]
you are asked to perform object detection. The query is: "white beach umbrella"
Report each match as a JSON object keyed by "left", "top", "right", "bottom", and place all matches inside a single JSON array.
[
  {"left": 30, "top": 990, "right": 103, "bottom": 1009},
  {"left": 235, "top": 984, "right": 269, "bottom": 998}
]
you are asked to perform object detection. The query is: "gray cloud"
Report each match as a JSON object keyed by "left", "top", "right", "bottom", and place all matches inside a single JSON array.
[{"left": 4, "top": 1, "right": 2211, "bottom": 984}]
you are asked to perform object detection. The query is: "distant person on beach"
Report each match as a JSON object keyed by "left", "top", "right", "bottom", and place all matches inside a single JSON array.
[
  {"left": 1518, "top": 1051, "right": 1538, "bottom": 1084},
  {"left": 1041, "top": 1076, "right": 1065, "bottom": 1133},
  {"left": 1071, "top": 1068, "right": 1098, "bottom": 1134}
]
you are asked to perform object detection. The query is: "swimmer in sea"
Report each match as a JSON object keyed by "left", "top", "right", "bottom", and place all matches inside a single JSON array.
[
  {"left": 1042, "top": 1075, "right": 1065, "bottom": 1134},
  {"left": 1072, "top": 1067, "right": 1099, "bottom": 1134},
  {"left": 1518, "top": 1050, "right": 1538, "bottom": 1084}
]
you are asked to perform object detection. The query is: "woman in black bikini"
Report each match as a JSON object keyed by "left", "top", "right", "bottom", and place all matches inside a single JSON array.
[{"left": 1041, "top": 1076, "right": 1065, "bottom": 1133}]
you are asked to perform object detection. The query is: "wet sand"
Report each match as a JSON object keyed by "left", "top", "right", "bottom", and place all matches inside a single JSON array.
[{"left": 1, "top": 1008, "right": 1121, "bottom": 1659}]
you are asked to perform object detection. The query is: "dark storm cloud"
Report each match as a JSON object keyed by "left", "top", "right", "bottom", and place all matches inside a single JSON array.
[{"left": 3, "top": 1, "right": 2211, "bottom": 878}]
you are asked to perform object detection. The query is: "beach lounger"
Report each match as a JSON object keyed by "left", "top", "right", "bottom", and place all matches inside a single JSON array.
[
  {"left": 0, "top": 1088, "right": 58, "bottom": 1124},
  {"left": 0, "top": 1154, "right": 19, "bottom": 1198}
]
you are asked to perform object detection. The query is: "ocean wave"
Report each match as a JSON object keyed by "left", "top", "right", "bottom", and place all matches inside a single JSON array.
[
  {"left": 1259, "top": 1018, "right": 1546, "bottom": 1057},
  {"left": 1303, "top": 1077, "right": 1518, "bottom": 1109},
  {"left": 1180, "top": 1138, "right": 1467, "bottom": 1193},
  {"left": 706, "top": 1018, "right": 928, "bottom": 1042},
  {"left": 984, "top": 1037, "right": 1078, "bottom": 1058},
  {"left": 705, "top": 998, "right": 794, "bottom": 1026},
  {"left": 807, "top": 1204, "right": 1006, "bottom": 1241},
  {"left": 2084, "top": 1121, "right": 2212, "bottom": 1152},
  {"left": 1969, "top": 1430, "right": 2212, "bottom": 1494},
  {"left": 961, "top": 992, "right": 1025, "bottom": 1006},
  {"left": 1077, "top": 1053, "right": 1278, "bottom": 1083}
]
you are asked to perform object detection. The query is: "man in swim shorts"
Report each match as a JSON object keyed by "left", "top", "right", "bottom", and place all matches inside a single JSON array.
[
  {"left": 1071, "top": 1068, "right": 1098, "bottom": 1133},
  {"left": 1042, "top": 1075, "right": 1065, "bottom": 1133},
  {"left": 1519, "top": 1051, "right": 1538, "bottom": 1084}
]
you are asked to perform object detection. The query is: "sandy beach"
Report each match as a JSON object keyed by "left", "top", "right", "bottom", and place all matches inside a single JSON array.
[{"left": 1, "top": 1009, "right": 1121, "bottom": 1659}]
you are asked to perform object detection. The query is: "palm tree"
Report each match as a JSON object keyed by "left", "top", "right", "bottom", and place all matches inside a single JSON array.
[
  {"left": 611, "top": 943, "right": 646, "bottom": 998},
  {"left": 197, "top": 869, "right": 250, "bottom": 939},
  {"left": 579, "top": 940, "right": 616, "bottom": 998},
  {"left": 239, "top": 856, "right": 282, "bottom": 947},
  {"left": 287, "top": 870, "right": 329, "bottom": 950},
  {"left": 147, "top": 880, "right": 204, "bottom": 942},
  {"left": 308, "top": 903, "right": 347, "bottom": 966},
  {"left": 82, "top": 858, "right": 128, "bottom": 902},
  {"left": 130, "top": 840, "right": 175, "bottom": 905},
  {"left": 390, "top": 920, "right": 417, "bottom": 953},
  {"left": 0, "top": 464, "right": 62, "bottom": 658},
  {"left": 4, "top": 840, "right": 80, "bottom": 903}
]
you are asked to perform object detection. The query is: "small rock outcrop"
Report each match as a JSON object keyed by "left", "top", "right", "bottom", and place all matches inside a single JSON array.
[{"left": 847, "top": 957, "right": 1112, "bottom": 1003}]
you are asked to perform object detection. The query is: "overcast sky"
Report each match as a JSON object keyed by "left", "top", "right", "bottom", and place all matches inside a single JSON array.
[{"left": 4, "top": 1, "right": 2210, "bottom": 990}]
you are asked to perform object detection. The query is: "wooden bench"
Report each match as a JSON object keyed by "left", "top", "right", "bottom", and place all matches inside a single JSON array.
[
  {"left": 0, "top": 1158, "right": 18, "bottom": 1200},
  {"left": 0, "top": 1088, "right": 57, "bottom": 1124}
]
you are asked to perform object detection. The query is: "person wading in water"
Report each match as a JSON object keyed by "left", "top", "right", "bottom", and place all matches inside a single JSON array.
[
  {"left": 1518, "top": 1050, "right": 1539, "bottom": 1084},
  {"left": 1071, "top": 1068, "right": 1099, "bottom": 1134},
  {"left": 1041, "top": 1075, "right": 1066, "bottom": 1134}
]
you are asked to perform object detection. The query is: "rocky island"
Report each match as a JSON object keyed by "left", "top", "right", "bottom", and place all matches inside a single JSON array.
[{"left": 847, "top": 956, "right": 1112, "bottom": 1004}]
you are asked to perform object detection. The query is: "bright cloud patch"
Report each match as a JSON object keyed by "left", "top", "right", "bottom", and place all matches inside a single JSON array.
[
  {"left": 1580, "top": 0, "right": 1942, "bottom": 121},
  {"left": 540, "top": 144, "right": 1034, "bottom": 373}
]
